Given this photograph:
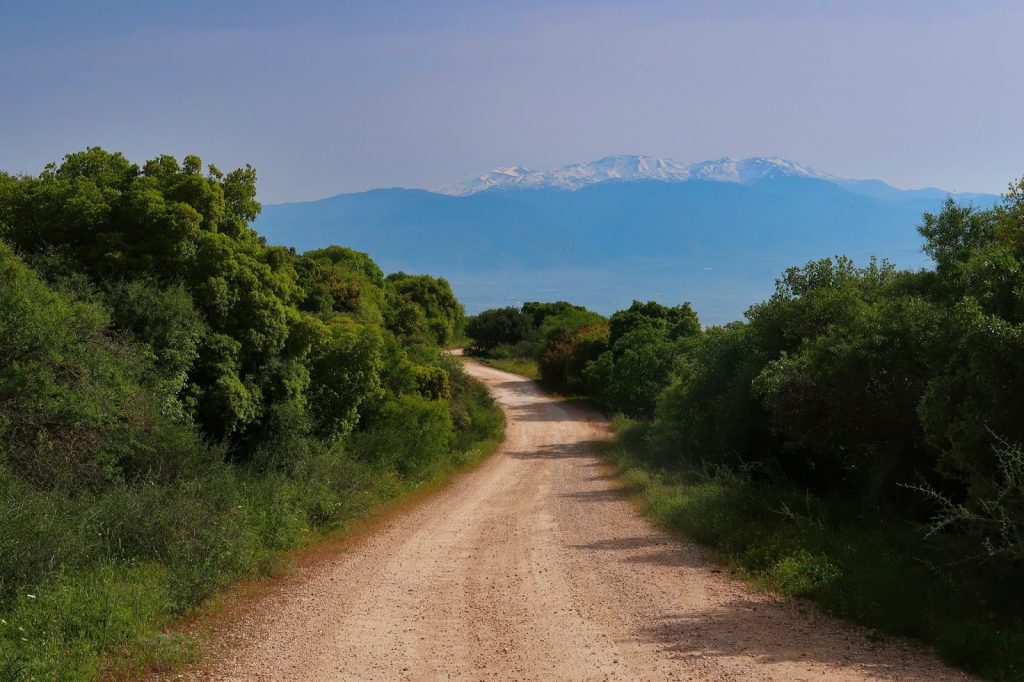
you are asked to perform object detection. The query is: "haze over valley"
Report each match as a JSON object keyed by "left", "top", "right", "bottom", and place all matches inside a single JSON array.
[{"left": 258, "top": 155, "right": 999, "bottom": 323}]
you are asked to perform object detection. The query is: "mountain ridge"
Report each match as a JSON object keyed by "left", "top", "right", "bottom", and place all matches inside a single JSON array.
[
  {"left": 438, "top": 154, "right": 841, "bottom": 196},
  {"left": 256, "top": 158, "right": 1001, "bottom": 323},
  {"left": 267, "top": 155, "right": 995, "bottom": 207}
]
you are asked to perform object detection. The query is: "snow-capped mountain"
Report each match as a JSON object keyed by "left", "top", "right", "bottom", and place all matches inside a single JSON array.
[
  {"left": 439, "top": 155, "right": 838, "bottom": 196},
  {"left": 686, "top": 157, "right": 839, "bottom": 184},
  {"left": 259, "top": 155, "right": 998, "bottom": 324}
]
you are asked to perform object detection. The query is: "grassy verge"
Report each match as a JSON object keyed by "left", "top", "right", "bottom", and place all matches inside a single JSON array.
[
  {"left": 605, "top": 417, "right": 1024, "bottom": 681},
  {"left": 477, "top": 356, "right": 540, "bottom": 380},
  {"left": 0, "top": 371, "right": 504, "bottom": 681}
]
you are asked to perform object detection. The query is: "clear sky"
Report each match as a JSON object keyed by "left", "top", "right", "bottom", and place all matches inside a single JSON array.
[{"left": 2, "top": 0, "right": 1022, "bottom": 203}]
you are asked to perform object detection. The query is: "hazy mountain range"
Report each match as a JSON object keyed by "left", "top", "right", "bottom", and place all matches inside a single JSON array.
[{"left": 256, "top": 156, "right": 999, "bottom": 324}]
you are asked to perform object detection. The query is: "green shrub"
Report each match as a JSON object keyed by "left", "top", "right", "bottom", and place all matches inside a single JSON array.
[
  {"left": 353, "top": 395, "right": 454, "bottom": 479},
  {"left": 0, "top": 148, "right": 506, "bottom": 680},
  {"left": 465, "top": 307, "right": 535, "bottom": 352}
]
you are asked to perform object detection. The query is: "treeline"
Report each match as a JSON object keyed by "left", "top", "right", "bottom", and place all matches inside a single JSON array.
[
  {"left": 467, "top": 188, "right": 1024, "bottom": 677},
  {"left": 0, "top": 148, "right": 502, "bottom": 679}
]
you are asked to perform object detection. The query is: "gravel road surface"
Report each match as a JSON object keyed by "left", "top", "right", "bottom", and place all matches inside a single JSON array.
[{"left": 189, "top": 359, "right": 968, "bottom": 681}]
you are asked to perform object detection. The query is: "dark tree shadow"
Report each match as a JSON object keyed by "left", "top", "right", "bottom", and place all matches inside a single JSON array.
[
  {"left": 506, "top": 440, "right": 607, "bottom": 461},
  {"left": 568, "top": 531, "right": 960, "bottom": 678},
  {"left": 560, "top": 488, "right": 628, "bottom": 503},
  {"left": 632, "top": 602, "right": 955, "bottom": 680},
  {"left": 506, "top": 401, "right": 593, "bottom": 424},
  {"left": 491, "top": 379, "right": 542, "bottom": 399}
]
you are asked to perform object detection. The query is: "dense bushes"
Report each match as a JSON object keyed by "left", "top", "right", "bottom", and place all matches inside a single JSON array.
[
  {"left": 0, "top": 241, "right": 204, "bottom": 492},
  {"left": 510, "top": 196, "right": 1024, "bottom": 536},
  {"left": 606, "top": 421, "right": 1024, "bottom": 680},
  {"left": 465, "top": 299, "right": 700, "bottom": 412},
  {"left": 0, "top": 149, "right": 502, "bottom": 679},
  {"left": 385, "top": 271, "right": 463, "bottom": 345},
  {"left": 465, "top": 306, "right": 534, "bottom": 352}
]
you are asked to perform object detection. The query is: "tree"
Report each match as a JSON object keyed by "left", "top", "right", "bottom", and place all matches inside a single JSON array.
[
  {"left": 385, "top": 272, "right": 463, "bottom": 345},
  {"left": 608, "top": 300, "right": 700, "bottom": 346},
  {"left": 465, "top": 307, "right": 534, "bottom": 352}
]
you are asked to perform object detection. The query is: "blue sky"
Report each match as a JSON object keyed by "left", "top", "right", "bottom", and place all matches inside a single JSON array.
[{"left": 2, "top": 1, "right": 1022, "bottom": 202}]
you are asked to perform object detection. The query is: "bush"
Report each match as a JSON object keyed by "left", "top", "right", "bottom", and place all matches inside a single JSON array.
[
  {"left": 490, "top": 340, "right": 540, "bottom": 360},
  {"left": 0, "top": 149, "right": 506, "bottom": 680},
  {"left": 352, "top": 395, "right": 454, "bottom": 479},
  {"left": 465, "top": 307, "right": 534, "bottom": 352},
  {"left": 536, "top": 308, "right": 608, "bottom": 392}
]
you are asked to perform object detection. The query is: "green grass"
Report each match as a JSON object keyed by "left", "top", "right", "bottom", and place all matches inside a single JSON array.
[
  {"left": 478, "top": 357, "right": 540, "bottom": 379},
  {"left": 0, "top": 377, "right": 504, "bottom": 681},
  {"left": 604, "top": 416, "right": 1024, "bottom": 681}
]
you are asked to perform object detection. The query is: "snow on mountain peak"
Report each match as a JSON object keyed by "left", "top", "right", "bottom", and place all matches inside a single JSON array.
[
  {"left": 687, "top": 157, "right": 838, "bottom": 184},
  {"left": 438, "top": 155, "right": 838, "bottom": 196}
]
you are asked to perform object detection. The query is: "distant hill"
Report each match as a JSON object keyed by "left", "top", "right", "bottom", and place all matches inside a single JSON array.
[{"left": 256, "top": 156, "right": 999, "bottom": 324}]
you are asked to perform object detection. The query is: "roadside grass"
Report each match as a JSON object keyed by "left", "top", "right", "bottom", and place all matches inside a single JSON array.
[
  {"left": 0, "top": 375, "right": 504, "bottom": 682},
  {"left": 478, "top": 356, "right": 540, "bottom": 379},
  {"left": 605, "top": 416, "right": 1024, "bottom": 682}
]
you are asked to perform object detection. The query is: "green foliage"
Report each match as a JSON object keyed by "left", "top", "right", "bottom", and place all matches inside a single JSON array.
[
  {"left": 521, "top": 300, "right": 587, "bottom": 328},
  {"left": 104, "top": 279, "right": 207, "bottom": 421},
  {"left": 479, "top": 356, "right": 541, "bottom": 380},
  {"left": 588, "top": 331, "right": 699, "bottom": 418},
  {"left": 306, "top": 318, "right": 383, "bottom": 440},
  {"left": 751, "top": 284, "right": 943, "bottom": 504},
  {"left": 385, "top": 272, "right": 463, "bottom": 345},
  {"left": 514, "top": 184, "right": 1024, "bottom": 679},
  {"left": 0, "top": 148, "right": 505, "bottom": 680},
  {"left": 353, "top": 395, "right": 454, "bottom": 479},
  {"left": 299, "top": 245, "right": 386, "bottom": 323},
  {"left": 653, "top": 322, "right": 771, "bottom": 465},
  {"left": 532, "top": 306, "right": 608, "bottom": 392},
  {"left": 913, "top": 438, "right": 1024, "bottom": 565},
  {"left": 413, "top": 364, "right": 451, "bottom": 401},
  {"left": 0, "top": 148, "right": 308, "bottom": 449},
  {"left": 0, "top": 242, "right": 204, "bottom": 491},
  {"left": 607, "top": 299, "right": 700, "bottom": 346},
  {"left": 465, "top": 306, "right": 535, "bottom": 352},
  {"left": 489, "top": 340, "right": 540, "bottom": 360},
  {"left": 462, "top": 301, "right": 604, "bottom": 389}
]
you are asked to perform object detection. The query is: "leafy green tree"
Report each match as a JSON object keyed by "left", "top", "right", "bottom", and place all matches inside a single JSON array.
[
  {"left": 536, "top": 308, "right": 609, "bottom": 393},
  {"left": 465, "top": 307, "right": 535, "bottom": 352},
  {"left": 521, "top": 300, "right": 586, "bottom": 328},
  {"left": 298, "top": 246, "right": 386, "bottom": 323},
  {"left": 608, "top": 300, "right": 700, "bottom": 346},
  {"left": 104, "top": 279, "right": 207, "bottom": 421},
  {"left": 306, "top": 319, "right": 383, "bottom": 440},
  {"left": 0, "top": 241, "right": 202, "bottom": 490},
  {"left": 587, "top": 327, "right": 684, "bottom": 417},
  {"left": 915, "top": 187, "right": 1024, "bottom": 494},
  {"left": 0, "top": 149, "right": 318, "bottom": 450},
  {"left": 385, "top": 272, "right": 463, "bottom": 345},
  {"left": 654, "top": 322, "right": 772, "bottom": 465},
  {"left": 753, "top": 294, "right": 943, "bottom": 503},
  {"left": 581, "top": 301, "right": 702, "bottom": 417}
]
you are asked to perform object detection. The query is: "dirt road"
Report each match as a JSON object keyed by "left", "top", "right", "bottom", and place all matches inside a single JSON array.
[{"left": 192, "top": 359, "right": 967, "bottom": 681}]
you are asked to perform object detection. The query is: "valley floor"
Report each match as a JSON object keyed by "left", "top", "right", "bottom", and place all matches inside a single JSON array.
[{"left": 178, "top": 359, "right": 967, "bottom": 681}]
